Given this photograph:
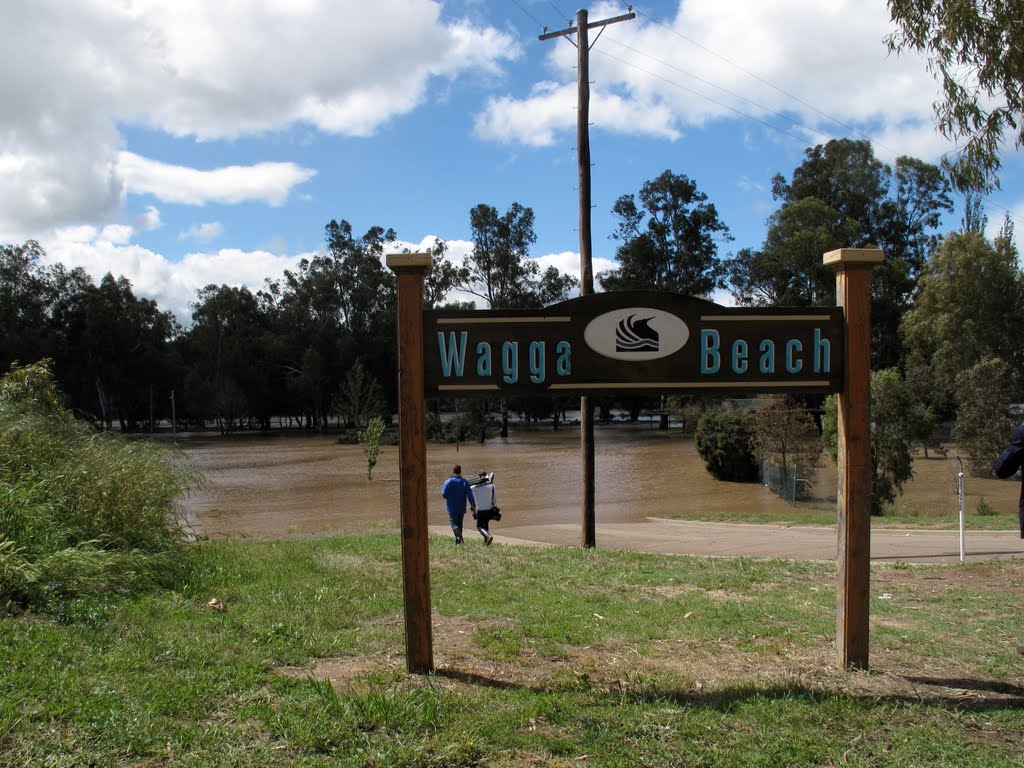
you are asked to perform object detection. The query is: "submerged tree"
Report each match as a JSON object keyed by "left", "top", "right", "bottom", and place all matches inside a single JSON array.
[
  {"left": 358, "top": 416, "right": 388, "bottom": 480},
  {"left": 752, "top": 396, "right": 821, "bottom": 499},
  {"left": 268, "top": 219, "right": 398, "bottom": 430}
]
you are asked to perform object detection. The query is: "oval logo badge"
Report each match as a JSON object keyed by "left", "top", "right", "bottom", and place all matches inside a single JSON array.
[{"left": 584, "top": 308, "right": 689, "bottom": 361}]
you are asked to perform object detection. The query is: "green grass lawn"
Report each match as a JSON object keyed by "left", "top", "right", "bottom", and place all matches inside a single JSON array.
[
  {"left": 2, "top": 531, "right": 1023, "bottom": 767},
  {"left": 665, "top": 504, "right": 1023, "bottom": 531}
]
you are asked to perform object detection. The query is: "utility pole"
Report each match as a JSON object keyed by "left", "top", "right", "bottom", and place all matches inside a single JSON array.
[{"left": 541, "top": 7, "right": 634, "bottom": 548}]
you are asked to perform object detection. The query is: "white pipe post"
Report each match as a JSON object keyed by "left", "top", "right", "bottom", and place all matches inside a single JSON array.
[{"left": 957, "top": 456, "right": 965, "bottom": 564}]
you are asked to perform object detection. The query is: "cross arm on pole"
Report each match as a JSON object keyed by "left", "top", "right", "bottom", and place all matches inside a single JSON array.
[{"left": 538, "top": 11, "right": 635, "bottom": 42}]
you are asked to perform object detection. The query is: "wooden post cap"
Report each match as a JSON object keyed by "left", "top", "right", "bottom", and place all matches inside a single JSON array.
[
  {"left": 823, "top": 248, "right": 884, "bottom": 268},
  {"left": 386, "top": 252, "right": 433, "bottom": 271}
]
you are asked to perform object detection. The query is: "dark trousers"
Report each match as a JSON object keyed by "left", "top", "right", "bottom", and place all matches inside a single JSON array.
[{"left": 476, "top": 511, "right": 495, "bottom": 539}]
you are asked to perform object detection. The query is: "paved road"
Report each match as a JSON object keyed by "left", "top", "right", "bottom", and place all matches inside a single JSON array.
[{"left": 432, "top": 518, "right": 1024, "bottom": 564}]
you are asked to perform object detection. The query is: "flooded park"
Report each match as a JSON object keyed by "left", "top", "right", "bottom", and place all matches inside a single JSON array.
[{"left": 180, "top": 423, "right": 1021, "bottom": 541}]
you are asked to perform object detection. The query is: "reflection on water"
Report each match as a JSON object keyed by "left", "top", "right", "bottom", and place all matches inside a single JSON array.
[{"left": 182, "top": 426, "right": 828, "bottom": 539}]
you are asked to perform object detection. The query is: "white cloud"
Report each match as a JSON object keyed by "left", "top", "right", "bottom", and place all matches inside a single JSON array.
[
  {"left": 135, "top": 206, "right": 162, "bottom": 232},
  {"left": 475, "top": 0, "right": 947, "bottom": 159},
  {"left": 474, "top": 82, "right": 574, "bottom": 146},
  {"left": 474, "top": 81, "right": 681, "bottom": 146},
  {"left": 179, "top": 222, "right": 224, "bottom": 243},
  {"left": 0, "top": 0, "right": 519, "bottom": 234},
  {"left": 738, "top": 176, "right": 764, "bottom": 193},
  {"left": 41, "top": 227, "right": 310, "bottom": 323},
  {"left": 118, "top": 153, "right": 316, "bottom": 206},
  {"left": 100, "top": 224, "right": 134, "bottom": 245},
  {"left": 535, "top": 251, "right": 617, "bottom": 285}
]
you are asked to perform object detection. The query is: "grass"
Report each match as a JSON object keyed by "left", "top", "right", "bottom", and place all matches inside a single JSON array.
[
  {"left": 2, "top": 531, "right": 1023, "bottom": 766},
  {"left": 665, "top": 503, "right": 1022, "bottom": 531}
]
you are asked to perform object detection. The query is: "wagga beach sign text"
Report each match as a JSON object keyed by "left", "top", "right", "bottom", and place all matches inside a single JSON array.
[{"left": 423, "top": 291, "right": 844, "bottom": 397}]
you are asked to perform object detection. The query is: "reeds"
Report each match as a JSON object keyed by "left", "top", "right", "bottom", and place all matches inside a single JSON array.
[{"left": 0, "top": 361, "right": 196, "bottom": 610}]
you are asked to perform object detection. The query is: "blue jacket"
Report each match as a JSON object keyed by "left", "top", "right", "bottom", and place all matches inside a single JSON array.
[
  {"left": 994, "top": 422, "right": 1024, "bottom": 538},
  {"left": 441, "top": 475, "right": 475, "bottom": 517}
]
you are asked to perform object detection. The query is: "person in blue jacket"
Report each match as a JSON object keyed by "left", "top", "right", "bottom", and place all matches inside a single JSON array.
[
  {"left": 441, "top": 464, "right": 475, "bottom": 544},
  {"left": 993, "top": 423, "right": 1024, "bottom": 540}
]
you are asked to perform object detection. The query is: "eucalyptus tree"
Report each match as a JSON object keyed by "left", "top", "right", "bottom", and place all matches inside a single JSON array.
[
  {"left": 887, "top": 0, "right": 1024, "bottom": 191},
  {"left": 728, "top": 198, "right": 860, "bottom": 306},
  {"left": 901, "top": 230, "right": 1024, "bottom": 416},
  {"left": 463, "top": 202, "right": 576, "bottom": 309},
  {"left": 184, "top": 284, "right": 277, "bottom": 432},
  {"left": 598, "top": 170, "right": 731, "bottom": 297},
  {"left": 59, "top": 273, "right": 179, "bottom": 431},
  {"left": 0, "top": 241, "right": 61, "bottom": 373},
  {"left": 422, "top": 239, "right": 469, "bottom": 309},
  {"left": 268, "top": 219, "right": 397, "bottom": 430},
  {"left": 731, "top": 140, "right": 952, "bottom": 369},
  {"left": 462, "top": 202, "right": 578, "bottom": 435}
]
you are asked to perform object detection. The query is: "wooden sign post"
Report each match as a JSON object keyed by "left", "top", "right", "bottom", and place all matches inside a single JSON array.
[
  {"left": 386, "top": 253, "right": 433, "bottom": 674},
  {"left": 825, "top": 248, "right": 883, "bottom": 670}
]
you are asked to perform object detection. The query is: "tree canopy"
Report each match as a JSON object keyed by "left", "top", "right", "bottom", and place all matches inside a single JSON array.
[
  {"left": 900, "top": 229, "right": 1024, "bottom": 415},
  {"left": 887, "top": 0, "right": 1024, "bottom": 191},
  {"left": 464, "top": 202, "right": 577, "bottom": 309},
  {"left": 730, "top": 139, "right": 952, "bottom": 369},
  {"left": 599, "top": 170, "right": 731, "bottom": 297}
]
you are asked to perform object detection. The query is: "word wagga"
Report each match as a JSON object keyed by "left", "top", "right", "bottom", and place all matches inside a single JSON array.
[{"left": 438, "top": 333, "right": 571, "bottom": 386}]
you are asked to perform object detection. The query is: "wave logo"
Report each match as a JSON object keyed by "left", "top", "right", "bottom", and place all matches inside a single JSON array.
[
  {"left": 584, "top": 308, "right": 689, "bottom": 361},
  {"left": 616, "top": 314, "right": 659, "bottom": 352}
]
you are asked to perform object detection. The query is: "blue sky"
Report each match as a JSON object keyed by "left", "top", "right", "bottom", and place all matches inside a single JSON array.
[{"left": 3, "top": 0, "right": 1022, "bottom": 322}]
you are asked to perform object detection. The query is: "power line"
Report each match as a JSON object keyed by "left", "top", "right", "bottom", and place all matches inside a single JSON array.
[
  {"left": 545, "top": 0, "right": 571, "bottom": 26},
  {"left": 593, "top": 48, "right": 822, "bottom": 147},
  {"left": 983, "top": 200, "right": 1024, "bottom": 230},
  {"left": 506, "top": 3, "right": 1024, "bottom": 231},
  {"left": 601, "top": 34, "right": 836, "bottom": 145},
  {"left": 507, "top": 0, "right": 546, "bottom": 32},
  {"left": 631, "top": 5, "right": 871, "bottom": 143}
]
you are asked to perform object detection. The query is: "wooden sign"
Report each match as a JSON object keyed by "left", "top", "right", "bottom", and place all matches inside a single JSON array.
[{"left": 424, "top": 290, "right": 843, "bottom": 397}]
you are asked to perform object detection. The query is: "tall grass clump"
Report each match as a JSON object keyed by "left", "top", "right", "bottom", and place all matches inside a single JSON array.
[{"left": 0, "top": 361, "right": 197, "bottom": 611}]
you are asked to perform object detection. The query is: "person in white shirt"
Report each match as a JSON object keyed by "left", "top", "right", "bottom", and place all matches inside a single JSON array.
[{"left": 470, "top": 470, "right": 499, "bottom": 546}]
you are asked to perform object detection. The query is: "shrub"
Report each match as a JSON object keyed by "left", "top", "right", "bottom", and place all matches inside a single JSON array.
[
  {"left": 822, "top": 369, "right": 918, "bottom": 515},
  {"left": 975, "top": 498, "right": 1000, "bottom": 516},
  {"left": 752, "top": 395, "right": 821, "bottom": 499},
  {"left": 426, "top": 401, "right": 496, "bottom": 444},
  {"left": 0, "top": 361, "right": 196, "bottom": 611},
  {"left": 694, "top": 408, "right": 759, "bottom": 482}
]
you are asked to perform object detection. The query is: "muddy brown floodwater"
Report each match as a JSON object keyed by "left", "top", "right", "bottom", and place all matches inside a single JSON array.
[{"left": 182, "top": 425, "right": 833, "bottom": 539}]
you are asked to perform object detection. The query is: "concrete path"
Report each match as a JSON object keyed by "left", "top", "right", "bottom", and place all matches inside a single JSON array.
[{"left": 432, "top": 518, "right": 1024, "bottom": 564}]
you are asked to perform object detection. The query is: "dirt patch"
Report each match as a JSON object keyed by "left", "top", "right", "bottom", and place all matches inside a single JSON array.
[
  {"left": 277, "top": 562, "right": 1024, "bottom": 712},
  {"left": 876, "top": 561, "right": 1024, "bottom": 597},
  {"left": 644, "top": 585, "right": 751, "bottom": 602},
  {"left": 279, "top": 624, "right": 1022, "bottom": 713},
  {"left": 278, "top": 653, "right": 405, "bottom": 687}
]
